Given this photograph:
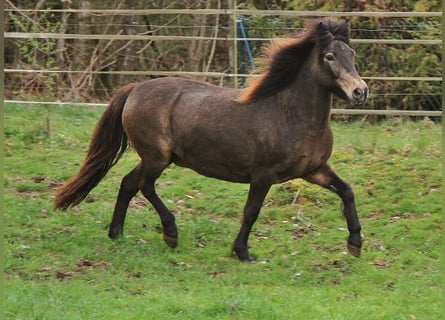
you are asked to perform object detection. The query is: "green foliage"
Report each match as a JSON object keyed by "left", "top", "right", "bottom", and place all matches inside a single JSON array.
[
  {"left": 4, "top": 104, "right": 442, "bottom": 319},
  {"left": 8, "top": 9, "right": 64, "bottom": 98}
]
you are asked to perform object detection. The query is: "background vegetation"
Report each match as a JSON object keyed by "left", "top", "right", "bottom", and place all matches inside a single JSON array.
[
  {"left": 5, "top": 0, "right": 442, "bottom": 112},
  {"left": 4, "top": 103, "right": 442, "bottom": 319}
]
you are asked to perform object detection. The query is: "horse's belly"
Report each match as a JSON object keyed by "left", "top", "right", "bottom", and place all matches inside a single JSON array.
[
  {"left": 174, "top": 159, "right": 251, "bottom": 183},
  {"left": 172, "top": 150, "right": 252, "bottom": 183}
]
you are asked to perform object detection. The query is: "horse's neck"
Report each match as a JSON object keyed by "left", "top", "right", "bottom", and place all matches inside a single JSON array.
[{"left": 276, "top": 72, "right": 332, "bottom": 129}]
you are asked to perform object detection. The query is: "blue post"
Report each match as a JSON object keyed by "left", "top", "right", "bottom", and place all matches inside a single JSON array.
[{"left": 236, "top": 17, "right": 256, "bottom": 85}]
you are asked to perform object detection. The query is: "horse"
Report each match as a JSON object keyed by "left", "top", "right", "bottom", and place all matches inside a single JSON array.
[{"left": 55, "top": 18, "right": 368, "bottom": 262}]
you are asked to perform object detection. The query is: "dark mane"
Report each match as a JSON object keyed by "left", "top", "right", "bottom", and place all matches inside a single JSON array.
[{"left": 238, "top": 18, "right": 350, "bottom": 104}]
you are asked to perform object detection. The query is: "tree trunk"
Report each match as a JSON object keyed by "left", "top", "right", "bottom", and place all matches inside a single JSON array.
[
  {"left": 118, "top": 1, "right": 138, "bottom": 86},
  {"left": 188, "top": 1, "right": 211, "bottom": 71}
]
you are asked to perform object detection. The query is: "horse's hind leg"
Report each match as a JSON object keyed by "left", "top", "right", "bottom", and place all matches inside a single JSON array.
[
  {"left": 139, "top": 176, "right": 178, "bottom": 248},
  {"left": 108, "top": 164, "right": 142, "bottom": 239},
  {"left": 304, "top": 164, "right": 362, "bottom": 257},
  {"left": 136, "top": 154, "right": 178, "bottom": 248}
]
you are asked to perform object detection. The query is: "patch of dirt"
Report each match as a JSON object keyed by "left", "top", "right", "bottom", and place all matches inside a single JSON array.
[
  {"left": 53, "top": 258, "right": 109, "bottom": 281},
  {"left": 32, "top": 175, "right": 64, "bottom": 190},
  {"left": 389, "top": 212, "right": 426, "bottom": 223},
  {"left": 291, "top": 224, "right": 314, "bottom": 239},
  {"left": 55, "top": 270, "right": 74, "bottom": 280},
  {"left": 369, "top": 259, "right": 393, "bottom": 268},
  {"left": 129, "top": 194, "right": 148, "bottom": 209},
  {"left": 31, "top": 175, "right": 46, "bottom": 183},
  {"left": 47, "top": 179, "right": 64, "bottom": 190},
  {"left": 75, "top": 258, "right": 109, "bottom": 271},
  {"left": 367, "top": 211, "right": 386, "bottom": 220}
]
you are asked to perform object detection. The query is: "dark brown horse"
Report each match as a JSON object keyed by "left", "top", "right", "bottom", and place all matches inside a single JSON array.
[{"left": 55, "top": 18, "right": 368, "bottom": 261}]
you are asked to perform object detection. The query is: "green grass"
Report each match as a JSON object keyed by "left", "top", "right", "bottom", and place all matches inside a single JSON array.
[{"left": 4, "top": 104, "right": 442, "bottom": 319}]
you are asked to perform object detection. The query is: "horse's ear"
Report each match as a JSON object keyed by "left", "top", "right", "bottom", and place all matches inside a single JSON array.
[
  {"left": 316, "top": 20, "right": 326, "bottom": 34},
  {"left": 339, "top": 20, "right": 351, "bottom": 42},
  {"left": 315, "top": 18, "right": 331, "bottom": 39},
  {"left": 315, "top": 19, "right": 331, "bottom": 44},
  {"left": 315, "top": 18, "right": 350, "bottom": 44}
]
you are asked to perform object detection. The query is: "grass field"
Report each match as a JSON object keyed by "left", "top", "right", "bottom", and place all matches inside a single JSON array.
[{"left": 4, "top": 104, "right": 442, "bottom": 319}]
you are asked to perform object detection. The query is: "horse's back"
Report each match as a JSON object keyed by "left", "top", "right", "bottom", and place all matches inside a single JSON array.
[
  {"left": 124, "top": 76, "right": 236, "bottom": 112},
  {"left": 121, "top": 77, "right": 247, "bottom": 175}
]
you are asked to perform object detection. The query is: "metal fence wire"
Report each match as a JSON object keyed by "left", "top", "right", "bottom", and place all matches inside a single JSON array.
[{"left": 4, "top": 7, "right": 442, "bottom": 117}]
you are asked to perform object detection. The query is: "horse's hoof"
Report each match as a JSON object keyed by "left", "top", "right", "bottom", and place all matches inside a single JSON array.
[
  {"left": 241, "top": 256, "right": 256, "bottom": 263},
  {"left": 234, "top": 249, "right": 255, "bottom": 263},
  {"left": 163, "top": 234, "right": 178, "bottom": 248},
  {"left": 347, "top": 242, "right": 361, "bottom": 258},
  {"left": 108, "top": 226, "right": 123, "bottom": 239}
]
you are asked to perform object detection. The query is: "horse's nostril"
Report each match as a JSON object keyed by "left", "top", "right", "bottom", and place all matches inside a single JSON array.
[{"left": 353, "top": 88, "right": 363, "bottom": 99}]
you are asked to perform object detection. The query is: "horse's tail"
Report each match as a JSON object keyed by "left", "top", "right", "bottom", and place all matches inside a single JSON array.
[{"left": 55, "top": 83, "right": 138, "bottom": 211}]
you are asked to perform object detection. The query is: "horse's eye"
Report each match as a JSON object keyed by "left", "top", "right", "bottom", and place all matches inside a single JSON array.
[{"left": 325, "top": 53, "right": 335, "bottom": 61}]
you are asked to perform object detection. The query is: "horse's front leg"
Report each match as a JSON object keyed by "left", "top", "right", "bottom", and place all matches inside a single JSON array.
[
  {"left": 233, "top": 176, "right": 273, "bottom": 262},
  {"left": 304, "top": 164, "right": 362, "bottom": 257}
]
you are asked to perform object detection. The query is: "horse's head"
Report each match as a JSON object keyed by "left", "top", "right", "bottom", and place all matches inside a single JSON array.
[{"left": 314, "top": 19, "right": 368, "bottom": 106}]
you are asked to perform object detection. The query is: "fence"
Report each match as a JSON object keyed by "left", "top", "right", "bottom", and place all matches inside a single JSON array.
[{"left": 4, "top": 7, "right": 443, "bottom": 117}]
